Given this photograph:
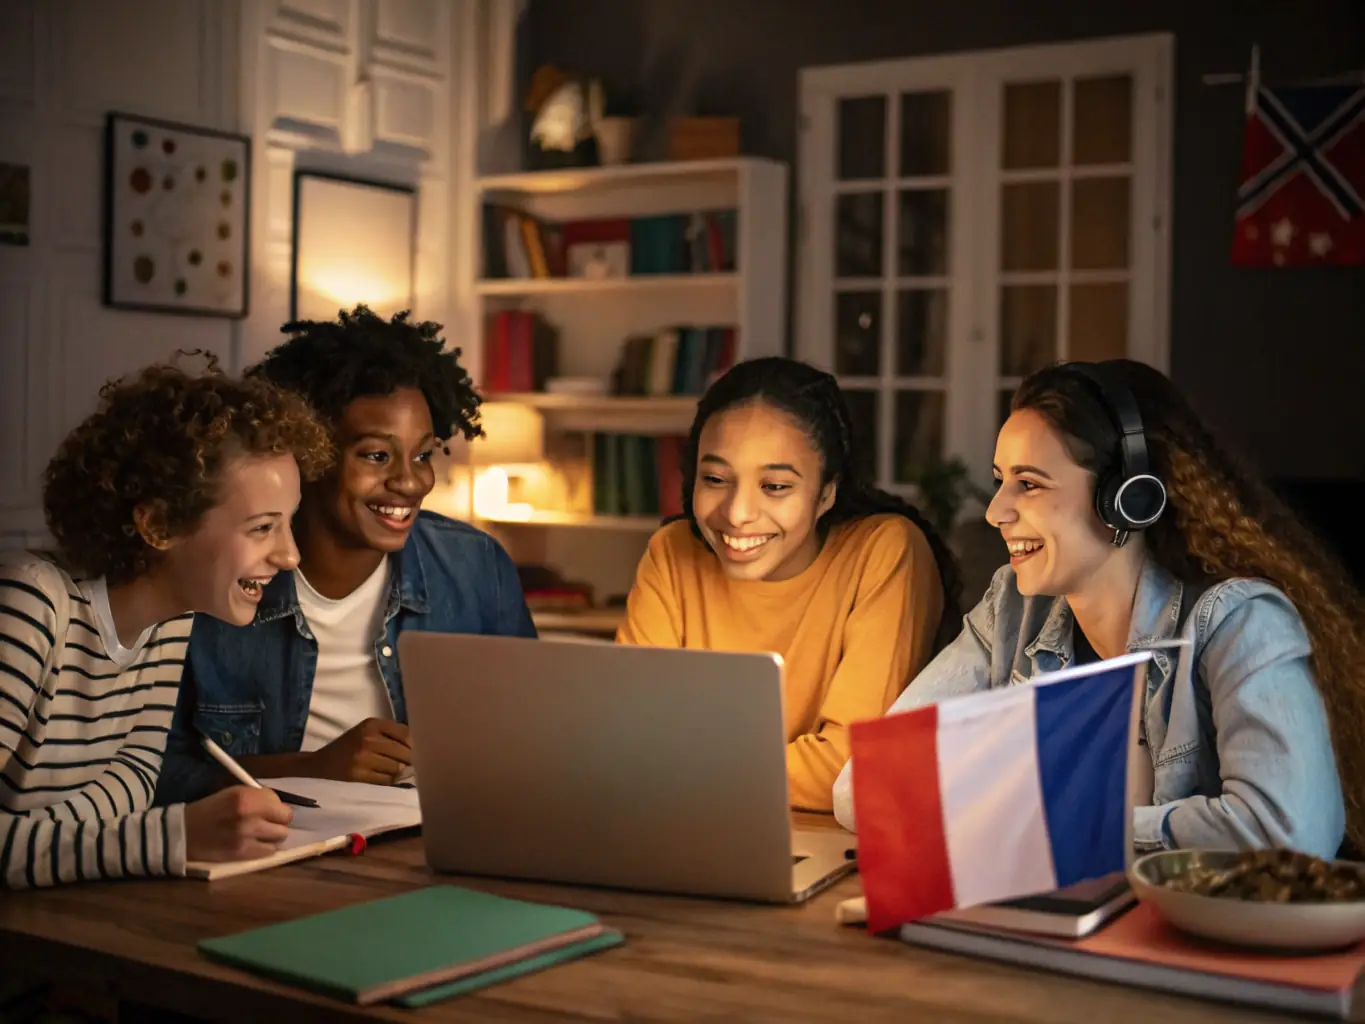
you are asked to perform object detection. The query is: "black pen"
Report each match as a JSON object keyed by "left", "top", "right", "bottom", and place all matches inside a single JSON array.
[{"left": 198, "top": 733, "right": 319, "bottom": 809}]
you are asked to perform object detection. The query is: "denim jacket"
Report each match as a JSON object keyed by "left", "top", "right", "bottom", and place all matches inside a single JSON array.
[
  {"left": 832, "top": 557, "right": 1346, "bottom": 859},
  {"left": 155, "top": 511, "right": 536, "bottom": 805}
]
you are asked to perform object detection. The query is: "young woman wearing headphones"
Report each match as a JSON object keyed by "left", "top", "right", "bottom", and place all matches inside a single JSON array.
[{"left": 833, "top": 359, "right": 1365, "bottom": 861}]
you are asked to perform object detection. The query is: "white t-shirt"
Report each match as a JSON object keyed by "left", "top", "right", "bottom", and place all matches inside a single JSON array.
[
  {"left": 87, "top": 576, "right": 152, "bottom": 668},
  {"left": 296, "top": 560, "right": 395, "bottom": 752}
]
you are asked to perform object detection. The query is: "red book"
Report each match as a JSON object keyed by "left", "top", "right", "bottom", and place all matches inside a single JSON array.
[
  {"left": 482, "top": 311, "right": 514, "bottom": 392},
  {"left": 654, "top": 436, "right": 685, "bottom": 519}
]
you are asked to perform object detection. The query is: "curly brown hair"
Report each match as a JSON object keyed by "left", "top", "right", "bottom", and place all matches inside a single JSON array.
[
  {"left": 43, "top": 351, "right": 334, "bottom": 585},
  {"left": 1014, "top": 360, "right": 1365, "bottom": 850}
]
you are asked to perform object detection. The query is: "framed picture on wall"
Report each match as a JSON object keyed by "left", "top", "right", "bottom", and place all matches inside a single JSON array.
[
  {"left": 291, "top": 171, "right": 417, "bottom": 324},
  {"left": 102, "top": 112, "right": 251, "bottom": 318}
]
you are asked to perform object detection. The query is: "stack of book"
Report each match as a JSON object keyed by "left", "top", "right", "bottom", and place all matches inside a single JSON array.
[
  {"left": 482, "top": 310, "right": 560, "bottom": 393},
  {"left": 482, "top": 206, "right": 737, "bottom": 280},
  {"left": 613, "top": 326, "right": 737, "bottom": 396},
  {"left": 199, "top": 885, "right": 623, "bottom": 1008},
  {"left": 592, "top": 434, "right": 685, "bottom": 519}
]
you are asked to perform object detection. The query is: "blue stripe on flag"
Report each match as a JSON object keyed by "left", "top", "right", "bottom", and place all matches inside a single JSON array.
[{"left": 1033, "top": 665, "right": 1135, "bottom": 887}]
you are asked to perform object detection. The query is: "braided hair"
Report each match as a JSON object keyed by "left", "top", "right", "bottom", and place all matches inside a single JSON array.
[
  {"left": 681, "top": 356, "right": 964, "bottom": 652},
  {"left": 249, "top": 304, "right": 482, "bottom": 450}
]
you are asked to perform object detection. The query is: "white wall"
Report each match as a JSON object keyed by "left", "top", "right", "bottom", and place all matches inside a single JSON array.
[
  {"left": 0, "top": 0, "right": 512, "bottom": 548},
  {"left": 0, "top": 0, "right": 240, "bottom": 543}
]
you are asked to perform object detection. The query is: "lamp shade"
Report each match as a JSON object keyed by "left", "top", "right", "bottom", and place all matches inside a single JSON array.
[{"left": 453, "top": 402, "right": 545, "bottom": 467}]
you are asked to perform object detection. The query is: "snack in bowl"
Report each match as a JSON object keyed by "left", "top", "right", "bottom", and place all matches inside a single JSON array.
[{"left": 1162, "top": 848, "right": 1365, "bottom": 904}]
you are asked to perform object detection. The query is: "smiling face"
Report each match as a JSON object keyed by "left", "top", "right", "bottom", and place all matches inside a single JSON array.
[
  {"left": 986, "top": 408, "right": 1124, "bottom": 597},
  {"left": 157, "top": 453, "right": 302, "bottom": 625},
  {"left": 691, "top": 401, "right": 835, "bottom": 582},
  {"left": 310, "top": 386, "right": 437, "bottom": 554}
]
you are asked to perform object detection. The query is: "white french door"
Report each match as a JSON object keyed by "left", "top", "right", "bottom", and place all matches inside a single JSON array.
[{"left": 796, "top": 34, "right": 1173, "bottom": 494}]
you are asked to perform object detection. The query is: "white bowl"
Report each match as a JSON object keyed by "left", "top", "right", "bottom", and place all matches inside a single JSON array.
[{"left": 1129, "top": 849, "right": 1365, "bottom": 952}]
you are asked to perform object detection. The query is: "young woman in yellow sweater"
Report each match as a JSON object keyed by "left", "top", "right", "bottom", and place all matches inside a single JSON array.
[{"left": 617, "top": 357, "right": 962, "bottom": 811}]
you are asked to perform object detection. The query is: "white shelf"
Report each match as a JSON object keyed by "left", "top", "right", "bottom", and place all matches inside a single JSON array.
[
  {"left": 532, "top": 608, "right": 625, "bottom": 634},
  {"left": 468, "top": 154, "right": 788, "bottom": 612},
  {"left": 485, "top": 393, "right": 696, "bottom": 413},
  {"left": 475, "top": 273, "right": 737, "bottom": 297},
  {"left": 479, "top": 510, "right": 663, "bottom": 532},
  {"left": 476, "top": 158, "right": 774, "bottom": 197},
  {"left": 484, "top": 393, "right": 698, "bottom": 434}
]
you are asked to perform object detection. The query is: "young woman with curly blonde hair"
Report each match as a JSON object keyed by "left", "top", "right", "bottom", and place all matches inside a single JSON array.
[
  {"left": 0, "top": 354, "right": 333, "bottom": 890},
  {"left": 834, "top": 359, "right": 1365, "bottom": 860}
]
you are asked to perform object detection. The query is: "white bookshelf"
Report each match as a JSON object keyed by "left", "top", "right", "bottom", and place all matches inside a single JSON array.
[{"left": 459, "top": 156, "right": 790, "bottom": 617}]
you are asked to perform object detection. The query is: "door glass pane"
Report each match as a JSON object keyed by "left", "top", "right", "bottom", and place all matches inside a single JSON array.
[
  {"left": 1070, "top": 177, "right": 1130, "bottom": 270},
  {"left": 898, "top": 189, "right": 949, "bottom": 275},
  {"left": 1074, "top": 75, "right": 1133, "bottom": 165},
  {"left": 835, "top": 291, "right": 881, "bottom": 375},
  {"left": 1068, "top": 282, "right": 1128, "bottom": 362},
  {"left": 1002, "top": 81, "right": 1061, "bottom": 169},
  {"left": 838, "top": 96, "right": 887, "bottom": 180},
  {"left": 893, "top": 390, "right": 945, "bottom": 482},
  {"left": 843, "top": 389, "right": 879, "bottom": 483},
  {"left": 899, "top": 91, "right": 951, "bottom": 176},
  {"left": 896, "top": 289, "right": 947, "bottom": 376},
  {"left": 999, "top": 285, "right": 1056, "bottom": 376},
  {"left": 1000, "top": 181, "right": 1060, "bottom": 271},
  {"left": 836, "top": 192, "right": 883, "bottom": 277}
]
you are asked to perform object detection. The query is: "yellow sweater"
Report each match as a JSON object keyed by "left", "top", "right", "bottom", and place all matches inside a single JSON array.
[{"left": 616, "top": 514, "right": 944, "bottom": 811}]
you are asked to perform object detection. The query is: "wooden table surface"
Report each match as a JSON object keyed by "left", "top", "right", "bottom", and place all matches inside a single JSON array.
[{"left": 0, "top": 823, "right": 1309, "bottom": 1023}]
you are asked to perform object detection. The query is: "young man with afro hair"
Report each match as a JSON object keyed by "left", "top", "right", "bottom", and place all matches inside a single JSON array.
[{"left": 157, "top": 307, "right": 536, "bottom": 803}]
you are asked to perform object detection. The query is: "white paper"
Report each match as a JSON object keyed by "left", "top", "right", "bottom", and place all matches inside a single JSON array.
[{"left": 266, "top": 777, "right": 422, "bottom": 852}]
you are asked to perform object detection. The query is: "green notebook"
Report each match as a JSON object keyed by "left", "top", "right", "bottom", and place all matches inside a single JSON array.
[
  {"left": 198, "top": 885, "right": 611, "bottom": 1006},
  {"left": 396, "top": 929, "right": 624, "bottom": 1007}
]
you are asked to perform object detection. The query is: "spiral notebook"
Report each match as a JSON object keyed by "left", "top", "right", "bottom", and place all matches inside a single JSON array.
[{"left": 185, "top": 778, "right": 422, "bottom": 880}]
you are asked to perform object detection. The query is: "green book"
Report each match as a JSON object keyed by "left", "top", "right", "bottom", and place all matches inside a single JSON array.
[{"left": 197, "top": 885, "right": 611, "bottom": 1006}]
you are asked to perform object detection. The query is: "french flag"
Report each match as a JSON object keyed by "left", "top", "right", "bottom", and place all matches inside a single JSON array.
[{"left": 849, "top": 653, "right": 1149, "bottom": 934}]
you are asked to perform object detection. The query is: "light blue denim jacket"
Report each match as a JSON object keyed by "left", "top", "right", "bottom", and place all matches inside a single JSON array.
[{"left": 832, "top": 557, "right": 1346, "bottom": 859}]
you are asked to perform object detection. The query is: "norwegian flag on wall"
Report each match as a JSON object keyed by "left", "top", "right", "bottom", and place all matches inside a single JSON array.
[{"left": 1231, "top": 83, "right": 1365, "bottom": 267}]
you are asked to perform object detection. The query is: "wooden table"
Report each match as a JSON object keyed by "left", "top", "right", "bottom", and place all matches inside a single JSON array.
[{"left": 0, "top": 825, "right": 1307, "bottom": 1023}]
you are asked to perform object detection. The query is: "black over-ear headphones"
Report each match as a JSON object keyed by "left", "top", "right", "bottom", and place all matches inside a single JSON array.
[{"left": 1063, "top": 362, "right": 1167, "bottom": 543}]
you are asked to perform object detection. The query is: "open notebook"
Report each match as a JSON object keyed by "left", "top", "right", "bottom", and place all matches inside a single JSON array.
[{"left": 186, "top": 778, "right": 422, "bottom": 881}]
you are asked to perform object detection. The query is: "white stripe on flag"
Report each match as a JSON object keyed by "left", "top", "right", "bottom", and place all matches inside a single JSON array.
[{"left": 937, "top": 685, "right": 1057, "bottom": 907}]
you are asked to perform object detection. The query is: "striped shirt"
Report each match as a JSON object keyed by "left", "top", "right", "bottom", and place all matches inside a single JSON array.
[{"left": 0, "top": 553, "right": 191, "bottom": 889}]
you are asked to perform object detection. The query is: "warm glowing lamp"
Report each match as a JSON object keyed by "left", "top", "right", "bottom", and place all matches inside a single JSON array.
[
  {"left": 291, "top": 172, "right": 416, "bottom": 321},
  {"left": 446, "top": 402, "right": 545, "bottom": 520}
]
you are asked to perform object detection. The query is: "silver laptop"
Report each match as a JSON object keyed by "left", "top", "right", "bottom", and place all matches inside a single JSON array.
[{"left": 399, "top": 632, "right": 857, "bottom": 904}]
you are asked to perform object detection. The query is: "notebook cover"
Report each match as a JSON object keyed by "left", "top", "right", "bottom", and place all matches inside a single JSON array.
[
  {"left": 394, "top": 929, "right": 625, "bottom": 1007},
  {"left": 197, "top": 885, "right": 604, "bottom": 1005}
]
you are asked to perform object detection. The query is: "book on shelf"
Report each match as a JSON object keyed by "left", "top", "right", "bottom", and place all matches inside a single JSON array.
[
  {"left": 613, "top": 326, "right": 737, "bottom": 397},
  {"left": 482, "top": 205, "right": 737, "bottom": 281},
  {"left": 482, "top": 310, "right": 560, "bottom": 393},
  {"left": 592, "top": 434, "right": 685, "bottom": 519},
  {"left": 517, "top": 564, "right": 595, "bottom": 614}
]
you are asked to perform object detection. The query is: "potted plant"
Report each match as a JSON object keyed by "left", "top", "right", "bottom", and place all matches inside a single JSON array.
[{"left": 902, "top": 456, "right": 993, "bottom": 536}]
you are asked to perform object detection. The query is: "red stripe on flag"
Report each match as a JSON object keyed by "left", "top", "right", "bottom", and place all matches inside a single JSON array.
[{"left": 849, "top": 705, "right": 954, "bottom": 932}]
